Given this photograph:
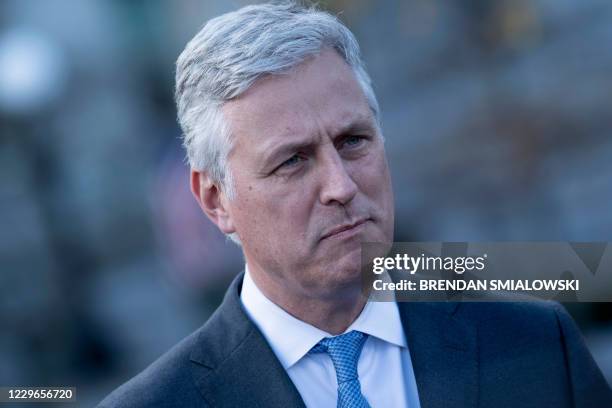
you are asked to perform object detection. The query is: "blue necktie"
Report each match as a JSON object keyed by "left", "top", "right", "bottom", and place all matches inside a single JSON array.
[{"left": 310, "top": 330, "right": 371, "bottom": 408}]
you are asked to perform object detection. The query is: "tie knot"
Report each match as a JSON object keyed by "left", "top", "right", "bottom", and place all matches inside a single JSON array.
[{"left": 310, "top": 331, "right": 368, "bottom": 384}]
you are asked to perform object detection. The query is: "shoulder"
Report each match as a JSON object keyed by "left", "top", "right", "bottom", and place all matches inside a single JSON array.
[
  {"left": 98, "top": 274, "right": 251, "bottom": 408},
  {"left": 456, "top": 300, "right": 565, "bottom": 341},
  {"left": 97, "top": 327, "right": 211, "bottom": 408},
  {"left": 455, "top": 301, "right": 612, "bottom": 404},
  {"left": 453, "top": 300, "right": 585, "bottom": 373},
  {"left": 456, "top": 298, "right": 563, "bottom": 321}
]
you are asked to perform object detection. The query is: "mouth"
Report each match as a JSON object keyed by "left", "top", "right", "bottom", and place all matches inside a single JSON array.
[{"left": 320, "top": 218, "right": 370, "bottom": 241}]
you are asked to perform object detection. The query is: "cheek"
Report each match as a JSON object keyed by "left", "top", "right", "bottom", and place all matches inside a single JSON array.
[
  {"left": 351, "top": 152, "right": 395, "bottom": 234},
  {"left": 232, "top": 181, "right": 314, "bottom": 244},
  {"left": 352, "top": 151, "right": 392, "bottom": 196}
]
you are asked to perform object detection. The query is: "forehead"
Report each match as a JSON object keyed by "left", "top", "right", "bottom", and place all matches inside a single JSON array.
[{"left": 222, "top": 49, "right": 375, "bottom": 155}]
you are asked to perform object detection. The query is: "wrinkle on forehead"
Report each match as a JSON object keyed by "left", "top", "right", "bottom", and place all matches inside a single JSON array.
[{"left": 221, "top": 50, "right": 375, "bottom": 167}]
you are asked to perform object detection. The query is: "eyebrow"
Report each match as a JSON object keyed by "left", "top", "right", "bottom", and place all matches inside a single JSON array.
[{"left": 260, "top": 117, "right": 377, "bottom": 169}]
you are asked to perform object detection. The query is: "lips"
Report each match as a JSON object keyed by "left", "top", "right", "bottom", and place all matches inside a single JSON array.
[{"left": 321, "top": 218, "right": 369, "bottom": 240}]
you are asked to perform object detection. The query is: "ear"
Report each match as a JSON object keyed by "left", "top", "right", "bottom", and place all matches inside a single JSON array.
[{"left": 190, "top": 170, "right": 236, "bottom": 235}]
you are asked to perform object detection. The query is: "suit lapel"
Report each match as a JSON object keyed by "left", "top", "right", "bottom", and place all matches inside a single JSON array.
[
  {"left": 189, "top": 273, "right": 306, "bottom": 408},
  {"left": 398, "top": 302, "right": 478, "bottom": 408},
  {"left": 187, "top": 273, "right": 478, "bottom": 408}
]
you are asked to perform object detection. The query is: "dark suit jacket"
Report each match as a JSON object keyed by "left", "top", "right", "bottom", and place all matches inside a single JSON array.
[{"left": 98, "top": 272, "right": 612, "bottom": 408}]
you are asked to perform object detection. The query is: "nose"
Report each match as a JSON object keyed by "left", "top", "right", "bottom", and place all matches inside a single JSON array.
[{"left": 318, "top": 150, "right": 358, "bottom": 206}]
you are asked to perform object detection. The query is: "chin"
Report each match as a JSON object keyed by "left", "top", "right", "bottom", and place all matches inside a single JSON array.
[
  {"left": 316, "top": 250, "right": 364, "bottom": 294},
  {"left": 307, "top": 230, "right": 383, "bottom": 295}
]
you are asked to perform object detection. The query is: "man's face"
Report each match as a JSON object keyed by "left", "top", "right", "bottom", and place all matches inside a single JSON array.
[{"left": 222, "top": 49, "right": 394, "bottom": 299}]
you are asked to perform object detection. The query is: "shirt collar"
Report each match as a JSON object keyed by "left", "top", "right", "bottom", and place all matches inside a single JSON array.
[{"left": 240, "top": 265, "right": 407, "bottom": 370}]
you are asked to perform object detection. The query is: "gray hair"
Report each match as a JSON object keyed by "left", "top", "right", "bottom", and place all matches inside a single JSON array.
[{"left": 175, "top": 2, "right": 380, "bottom": 243}]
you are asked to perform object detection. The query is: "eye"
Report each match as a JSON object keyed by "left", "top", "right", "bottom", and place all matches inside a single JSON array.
[
  {"left": 280, "top": 154, "right": 303, "bottom": 167},
  {"left": 342, "top": 135, "right": 366, "bottom": 148},
  {"left": 272, "top": 154, "right": 305, "bottom": 175}
]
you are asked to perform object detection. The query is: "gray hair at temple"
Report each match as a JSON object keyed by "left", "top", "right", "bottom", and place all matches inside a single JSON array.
[{"left": 175, "top": 2, "right": 380, "bottom": 201}]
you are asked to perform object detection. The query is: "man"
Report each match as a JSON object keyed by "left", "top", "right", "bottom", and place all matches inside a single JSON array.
[{"left": 99, "top": 3, "right": 611, "bottom": 407}]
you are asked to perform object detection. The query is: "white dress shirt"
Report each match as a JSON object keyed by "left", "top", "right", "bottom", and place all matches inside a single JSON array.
[{"left": 240, "top": 266, "right": 421, "bottom": 408}]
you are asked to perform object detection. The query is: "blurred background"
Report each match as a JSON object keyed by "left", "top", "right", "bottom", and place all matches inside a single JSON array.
[{"left": 1, "top": 0, "right": 611, "bottom": 405}]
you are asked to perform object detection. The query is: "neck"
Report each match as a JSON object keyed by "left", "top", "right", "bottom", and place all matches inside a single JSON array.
[{"left": 247, "top": 265, "right": 367, "bottom": 335}]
